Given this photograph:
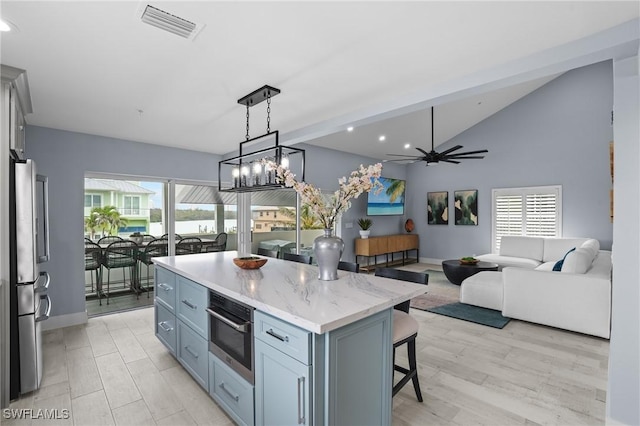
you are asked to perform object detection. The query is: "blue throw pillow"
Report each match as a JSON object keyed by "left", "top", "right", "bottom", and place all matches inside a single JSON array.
[{"left": 553, "top": 247, "right": 576, "bottom": 271}]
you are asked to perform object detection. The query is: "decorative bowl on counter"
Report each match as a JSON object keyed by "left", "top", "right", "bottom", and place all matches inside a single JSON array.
[
  {"left": 233, "top": 256, "right": 268, "bottom": 270},
  {"left": 459, "top": 257, "right": 479, "bottom": 265}
]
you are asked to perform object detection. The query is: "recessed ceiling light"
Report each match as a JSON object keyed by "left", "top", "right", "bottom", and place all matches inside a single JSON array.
[
  {"left": 404, "top": 143, "right": 411, "bottom": 149},
  {"left": 378, "top": 135, "right": 386, "bottom": 142},
  {"left": 347, "top": 126, "right": 354, "bottom": 132}
]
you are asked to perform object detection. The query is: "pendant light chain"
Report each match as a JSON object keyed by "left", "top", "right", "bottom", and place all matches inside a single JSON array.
[
  {"left": 245, "top": 104, "right": 250, "bottom": 141},
  {"left": 266, "top": 91, "right": 271, "bottom": 133}
]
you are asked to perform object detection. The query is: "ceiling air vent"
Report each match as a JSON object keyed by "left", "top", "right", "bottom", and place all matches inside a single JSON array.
[{"left": 140, "top": 5, "right": 197, "bottom": 39}]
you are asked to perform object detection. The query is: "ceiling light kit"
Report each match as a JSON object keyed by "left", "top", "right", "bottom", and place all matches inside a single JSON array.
[
  {"left": 385, "top": 106, "right": 488, "bottom": 165},
  {"left": 218, "top": 85, "right": 305, "bottom": 193}
]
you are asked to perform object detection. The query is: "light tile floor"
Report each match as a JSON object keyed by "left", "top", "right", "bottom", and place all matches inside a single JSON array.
[{"left": 6, "top": 263, "right": 609, "bottom": 425}]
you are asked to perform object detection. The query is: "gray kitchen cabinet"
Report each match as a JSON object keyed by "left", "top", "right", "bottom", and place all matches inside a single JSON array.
[
  {"left": 209, "top": 352, "right": 255, "bottom": 426},
  {"left": 254, "top": 337, "right": 311, "bottom": 425},
  {"left": 155, "top": 266, "right": 209, "bottom": 390}
]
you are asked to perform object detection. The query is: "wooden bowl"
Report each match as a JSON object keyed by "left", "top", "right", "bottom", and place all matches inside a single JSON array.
[
  {"left": 459, "top": 258, "right": 479, "bottom": 265},
  {"left": 233, "top": 256, "right": 268, "bottom": 270}
]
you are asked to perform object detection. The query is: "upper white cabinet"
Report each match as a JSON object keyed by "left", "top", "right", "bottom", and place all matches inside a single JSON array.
[{"left": 1, "top": 64, "right": 33, "bottom": 159}]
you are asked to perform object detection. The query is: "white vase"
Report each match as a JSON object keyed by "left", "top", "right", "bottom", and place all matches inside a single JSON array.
[
  {"left": 359, "top": 230, "right": 370, "bottom": 239},
  {"left": 313, "top": 228, "right": 345, "bottom": 281}
]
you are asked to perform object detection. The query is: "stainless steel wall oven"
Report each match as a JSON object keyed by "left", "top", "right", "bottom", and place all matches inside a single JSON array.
[{"left": 207, "top": 290, "right": 254, "bottom": 384}]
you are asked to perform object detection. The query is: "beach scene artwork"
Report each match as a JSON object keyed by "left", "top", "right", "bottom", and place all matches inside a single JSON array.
[{"left": 367, "top": 177, "right": 405, "bottom": 216}]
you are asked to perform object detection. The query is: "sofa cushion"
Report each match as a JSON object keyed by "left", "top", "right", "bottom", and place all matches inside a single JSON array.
[
  {"left": 561, "top": 248, "right": 593, "bottom": 274},
  {"left": 535, "top": 261, "right": 557, "bottom": 272},
  {"left": 580, "top": 239, "right": 600, "bottom": 259},
  {"left": 552, "top": 247, "right": 576, "bottom": 271},
  {"left": 542, "top": 238, "right": 590, "bottom": 262},
  {"left": 476, "top": 253, "right": 541, "bottom": 269},
  {"left": 499, "top": 236, "right": 544, "bottom": 261}
]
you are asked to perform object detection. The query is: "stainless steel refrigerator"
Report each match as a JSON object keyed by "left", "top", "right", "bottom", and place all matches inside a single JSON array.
[{"left": 9, "top": 157, "right": 50, "bottom": 399}]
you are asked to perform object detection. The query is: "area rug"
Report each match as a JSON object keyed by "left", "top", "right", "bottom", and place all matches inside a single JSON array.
[
  {"left": 426, "top": 302, "right": 511, "bottom": 329},
  {"left": 409, "top": 269, "right": 458, "bottom": 310},
  {"left": 410, "top": 293, "right": 458, "bottom": 310}
]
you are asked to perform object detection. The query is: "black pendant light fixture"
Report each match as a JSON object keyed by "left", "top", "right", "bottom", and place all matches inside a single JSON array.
[
  {"left": 218, "top": 85, "right": 305, "bottom": 192},
  {"left": 385, "top": 106, "right": 488, "bottom": 165}
]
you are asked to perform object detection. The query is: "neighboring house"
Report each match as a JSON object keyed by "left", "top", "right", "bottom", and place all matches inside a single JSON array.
[
  {"left": 84, "top": 178, "right": 154, "bottom": 235},
  {"left": 252, "top": 206, "right": 295, "bottom": 232}
]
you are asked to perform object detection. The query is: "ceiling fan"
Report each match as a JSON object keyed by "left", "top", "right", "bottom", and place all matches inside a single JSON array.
[{"left": 385, "top": 106, "right": 488, "bottom": 165}]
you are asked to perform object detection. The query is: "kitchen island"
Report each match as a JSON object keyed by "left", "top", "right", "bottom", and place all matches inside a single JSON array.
[{"left": 153, "top": 251, "right": 427, "bottom": 425}]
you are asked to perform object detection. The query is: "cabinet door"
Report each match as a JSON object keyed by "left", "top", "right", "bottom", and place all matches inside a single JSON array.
[
  {"left": 255, "top": 338, "right": 311, "bottom": 426},
  {"left": 9, "top": 84, "right": 26, "bottom": 158},
  {"left": 155, "top": 303, "right": 176, "bottom": 355},
  {"left": 155, "top": 267, "right": 176, "bottom": 313},
  {"left": 176, "top": 275, "right": 208, "bottom": 338},
  {"left": 177, "top": 320, "right": 208, "bottom": 389}
]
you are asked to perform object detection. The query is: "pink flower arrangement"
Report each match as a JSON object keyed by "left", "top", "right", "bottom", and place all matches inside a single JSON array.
[{"left": 264, "top": 160, "right": 384, "bottom": 230}]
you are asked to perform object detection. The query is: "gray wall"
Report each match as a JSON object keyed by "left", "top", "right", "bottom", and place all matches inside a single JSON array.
[
  {"left": 26, "top": 127, "right": 221, "bottom": 317},
  {"left": 297, "top": 143, "right": 408, "bottom": 262},
  {"left": 405, "top": 61, "right": 614, "bottom": 260}
]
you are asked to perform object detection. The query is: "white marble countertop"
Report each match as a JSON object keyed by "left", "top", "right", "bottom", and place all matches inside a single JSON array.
[{"left": 153, "top": 251, "right": 428, "bottom": 334}]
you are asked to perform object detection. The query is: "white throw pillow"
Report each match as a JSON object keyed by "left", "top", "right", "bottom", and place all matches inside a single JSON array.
[
  {"left": 580, "top": 239, "right": 600, "bottom": 259},
  {"left": 561, "top": 248, "right": 593, "bottom": 274}
]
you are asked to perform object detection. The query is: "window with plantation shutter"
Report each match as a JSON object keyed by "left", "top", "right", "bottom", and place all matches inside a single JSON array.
[{"left": 492, "top": 186, "right": 562, "bottom": 252}]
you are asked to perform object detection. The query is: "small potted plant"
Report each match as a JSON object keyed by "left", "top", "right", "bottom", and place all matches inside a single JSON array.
[
  {"left": 357, "top": 218, "right": 372, "bottom": 239},
  {"left": 129, "top": 232, "right": 143, "bottom": 245}
]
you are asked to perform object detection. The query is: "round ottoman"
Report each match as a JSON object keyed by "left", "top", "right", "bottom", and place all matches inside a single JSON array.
[{"left": 460, "top": 271, "right": 503, "bottom": 311}]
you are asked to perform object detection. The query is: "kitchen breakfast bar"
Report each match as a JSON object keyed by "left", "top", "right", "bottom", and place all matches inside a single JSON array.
[{"left": 152, "top": 251, "right": 427, "bottom": 425}]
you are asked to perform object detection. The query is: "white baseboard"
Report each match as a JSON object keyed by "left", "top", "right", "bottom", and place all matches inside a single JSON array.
[
  {"left": 606, "top": 416, "right": 633, "bottom": 426},
  {"left": 41, "top": 311, "right": 88, "bottom": 331}
]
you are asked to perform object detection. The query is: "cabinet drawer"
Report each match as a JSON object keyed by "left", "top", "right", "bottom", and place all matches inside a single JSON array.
[
  {"left": 177, "top": 321, "right": 208, "bottom": 389},
  {"left": 155, "top": 303, "right": 176, "bottom": 355},
  {"left": 155, "top": 267, "right": 176, "bottom": 312},
  {"left": 209, "top": 353, "right": 254, "bottom": 426},
  {"left": 176, "top": 276, "right": 208, "bottom": 338},
  {"left": 254, "top": 311, "right": 311, "bottom": 365}
]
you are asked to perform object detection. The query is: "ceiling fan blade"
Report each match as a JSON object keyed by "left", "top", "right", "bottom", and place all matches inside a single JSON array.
[
  {"left": 385, "top": 154, "right": 423, "bottom": 158},
  {"left": 448, "top": 149, "right": 489, "bottom": 156},
  {"left": 415, "top": 147, "right": 430, "bottom": 156},
  {"left": 438, "top": 145, "right": 464, "bottom": 156},
  {"left": 444, "top": 155, "right": 486, "bottom": 160},
  {"left": 440, "top": 159, "right": 461, "bottom": 164}
]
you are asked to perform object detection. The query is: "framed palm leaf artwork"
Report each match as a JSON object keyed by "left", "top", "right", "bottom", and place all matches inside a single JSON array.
[
  {"left": 454, "top": 189, "right": 478, "bottom": 225},
  {"left": 427, "top": 191, "right": 448, "bottom": 224}
]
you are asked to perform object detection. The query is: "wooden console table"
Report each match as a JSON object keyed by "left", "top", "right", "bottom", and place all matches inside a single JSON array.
[{"left": 355, "top": 234, "right": 419, "bottom": 272}]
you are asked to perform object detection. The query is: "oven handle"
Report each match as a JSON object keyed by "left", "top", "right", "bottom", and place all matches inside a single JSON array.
[{"left": 206, "top": 307, "right": 251, "bottom": 333}]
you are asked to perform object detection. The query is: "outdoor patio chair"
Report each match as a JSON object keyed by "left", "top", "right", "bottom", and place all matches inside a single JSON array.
[
  {"left": 205, "top": 232, "right": 228, "bottom": 252},
  {"left": 375, "top": 267, "right": 428, "bottom": 402},
  {"left": 176, "top": 237, "right": 202, "bottom": 255},
  {"left": 137, "top": 238, "right": 168, "bottom": 298},
  {"left": 102, "top": 240, "right": 139, "bottom": 305},
  {"left": 84, "top": 240, "right": 102, "bottom": 295},
  {"left": 98, "top": 235, "right": 123, "bottom": 245},
  {"left": 142, "top": 234, "right": 156, "bottom": 243}
]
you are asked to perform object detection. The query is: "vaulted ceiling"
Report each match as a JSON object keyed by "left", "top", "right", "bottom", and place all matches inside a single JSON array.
[{"left": 1, "top": 1, "right": 638, "bottom": 160}]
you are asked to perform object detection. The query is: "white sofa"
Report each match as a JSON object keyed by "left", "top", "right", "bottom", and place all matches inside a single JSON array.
[{"left": 467, "top": 236, "right": 612, "bottom": 338}]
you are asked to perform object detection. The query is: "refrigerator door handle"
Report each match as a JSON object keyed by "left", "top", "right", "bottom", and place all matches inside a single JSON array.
[
  {"left": 36, "top": 174, "right": 50, "bottom": 263},
  {"left": 35, "top": 271, "right": 50, "bottom": 293},
  {"left": 35, "top": 295, "right": 51, "bottom": 322}
]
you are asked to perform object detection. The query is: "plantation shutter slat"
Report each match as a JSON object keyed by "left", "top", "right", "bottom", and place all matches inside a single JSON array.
[{"left": 492, "top": 186, "right": 561, "bottom": 252}]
